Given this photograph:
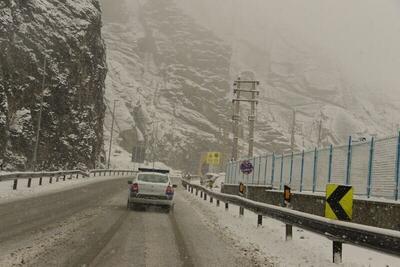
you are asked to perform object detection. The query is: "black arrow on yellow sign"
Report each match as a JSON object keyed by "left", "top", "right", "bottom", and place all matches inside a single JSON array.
[{"left": 326, "top": 185, "right": 353, "bottom": 221}]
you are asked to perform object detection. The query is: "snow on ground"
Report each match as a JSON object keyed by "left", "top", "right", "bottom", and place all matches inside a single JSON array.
[
  {"left": 0, "top": 175, "right": 128, "bottom": 205},
  {"left": 181, "top": 187, "right": 400, "bottom": 267}
]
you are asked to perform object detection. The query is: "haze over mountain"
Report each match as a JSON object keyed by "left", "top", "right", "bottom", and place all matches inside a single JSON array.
[{"left": 101, "top": 0, "right": 400, "bottom": 171}]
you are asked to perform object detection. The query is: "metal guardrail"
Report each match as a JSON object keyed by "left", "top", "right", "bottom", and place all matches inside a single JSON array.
[
  {"left": 0, "top": 169, "right": 137, "bottom": 190},
  {"left": 90, "top": 169, "right": 137, "bottom": 176},
  {"left": 0, "top": 170, "right": 88, "bottom": 181},
  {"left": 181, "top": 179, "right": 400, "bottom": 263}
]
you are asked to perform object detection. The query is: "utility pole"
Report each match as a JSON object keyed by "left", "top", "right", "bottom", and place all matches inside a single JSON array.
[
  {"left": 107, "top": 100, "right": 118, "bottom": 169},
  {"left": 32, "top": 56, "right": 47, "bottom": 171},
  {"left": 248, "top": 81, "right": 258, "bottom": 158},
  {"left": 231, "top": 78, "right": 260, "bottom": 159},
  {"left": 231, "top": 81, "right": 241, "bottom": 161}
]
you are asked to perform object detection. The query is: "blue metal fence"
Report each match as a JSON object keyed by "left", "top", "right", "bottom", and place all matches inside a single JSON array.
[{"left": 225, "top": 134, "right": 400, "bottom": 201}]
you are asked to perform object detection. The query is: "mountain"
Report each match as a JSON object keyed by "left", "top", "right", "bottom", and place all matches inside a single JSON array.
[
  {"left": 0, "top": 0, "right": 107, "bottom": 171},
  {"left": 175, "top": 0, "right": 400, "bottom": 149},
  {"left": 101, "top": 0, "right": 400, "bottom": 173},
  {"left": 101, "top": 0, "right": 237, "bottom": 171}
]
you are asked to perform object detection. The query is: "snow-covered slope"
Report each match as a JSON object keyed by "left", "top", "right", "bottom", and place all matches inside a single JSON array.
[
  {"left": 175, "top": 0, "right": 400, "bottom": 151},
  {"left": 101, "top": 0, "right": 236, "bottom": 171},
  {"left": 101, "top": 0, "right": 400, "bottom": 173}
]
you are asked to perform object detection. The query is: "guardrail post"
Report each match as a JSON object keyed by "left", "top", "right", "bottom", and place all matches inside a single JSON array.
[
  {"left": 285, "top": 224, "right": 293, "bottom": 241},
  {"left": 257, "top": 215, "right": 262, "bottom": 227},
  {"left": 216, "top": 199, "right": 220, "bottom": 207},
  {"left": 13, "top": 179, "right": 18, "bottom": 190},
  {"left": 312, "top": 148, "right": 318, "bottom": 192},
  {"left": 289, "top": 152, "right": 294, "bottom": 184},
  {"left": 210, "top": 196, "right": 213, "bottom": 203},
  {"left": 39, "top": 176, "right": 43, "bottom": 185},
  {"left": 279, "top": 154, "right": 284, "bottom": 190},
  {"left": 300, "top": 150, "right": 305, "bottom": 192},
  {"left": 191, "top": 187, "right": 193, "bottom": 193},
  {"left": 395, "top": 132, "right": 400, "bottom": 201},
  {"left": 332, "top": 241, "right": 342, "bottom": 263},
  {"left": 346, "top": 136, "right": 352, "bottom": 185},
  {"left": 204, "top": 193, "right": 207, "bottom": 200},
  {"left": 49, "top": 176, "right": 53, "bottom": 184},
  {"left": 328, "top": 144, "right": 333, "bottom": 184},
  {"left": 367, "top": 137, "right": 375, "bottom": 198},
  {"left": 239, "top": 206, "right": 244, "bottom": 216},
  {"left": 225, "top": 202, "right": 229, "bottom": 210},
  {"left": 200, "top": 191, "right": 203, "bottom": 198},
  {"left": 76, "top": 173, "right": 79, "bottom": 179},
  {"left": 196, "top": 189, "right": 198, "bottom": 196},
  {"left": 109, "top": 170, "right": 112, "bottom": 176},
  {"left": 27, "top": 178, "right": 32, "bottom": 188},
  {"left": 94, "top": 171, "right": 96, "bottom": 177},
  {"left": 63, "top": 175, "right": 66, "bottom": 181},
  {"left": 271, "top": 153, "right": 275, "bottom": 185},
  {"left": 56, "top": 176, "right": 59, "bottom": 182}
]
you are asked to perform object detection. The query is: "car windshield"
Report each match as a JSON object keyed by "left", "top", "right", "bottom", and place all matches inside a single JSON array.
[{"left": 138, "top": 174, "right": 169, "bottom": 184}]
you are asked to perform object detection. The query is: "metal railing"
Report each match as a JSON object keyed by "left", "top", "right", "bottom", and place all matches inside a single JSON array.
[
  {"left": 0, "top": 169, "right": 137, "bottom": 190},
  {"left": 182, "top": 179, "right": 400, "bottom": 263},
  {"left": 226, "top": 134, "right": 400, "bottom": 200}
]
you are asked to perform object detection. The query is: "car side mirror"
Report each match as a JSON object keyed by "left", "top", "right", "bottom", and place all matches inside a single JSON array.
[
  {"left": 172, "top": 184, "right": 178, "bottom": 188},
  {"left": 128, "top": 180, "right": 132, "bottom": 185}
]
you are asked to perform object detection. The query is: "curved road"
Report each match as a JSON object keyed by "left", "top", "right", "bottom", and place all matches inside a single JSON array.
[{"left": 0, "top": 178, "right": 257, "bottom": 266}]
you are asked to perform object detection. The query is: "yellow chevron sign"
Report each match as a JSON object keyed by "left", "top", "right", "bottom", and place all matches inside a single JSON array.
[
  {"left": 325, "top": 184, "right": 353, "bottom": 221},
  {"left": 206, "top": 152, "right": 221, "bottom": 165}
]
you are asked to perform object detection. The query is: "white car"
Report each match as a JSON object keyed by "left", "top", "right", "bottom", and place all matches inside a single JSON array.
[{"left": 127, "top": 168, "right": 177, "bottom": 212}]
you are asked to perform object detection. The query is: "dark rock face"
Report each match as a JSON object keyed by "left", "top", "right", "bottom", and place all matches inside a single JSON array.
[{"left": 0, "top": 0, "right": 107, "bottom": 170}]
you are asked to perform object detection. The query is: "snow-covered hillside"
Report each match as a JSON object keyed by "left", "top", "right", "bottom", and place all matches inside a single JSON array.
[
  {"left": 101, "top": 0, "right": 238, "bottom": 171},
  {"left": 101, "top": 0, "right": 400, "bottom": 173},
  {"left": 175, "top": 0, "right": 400, "bottom": 150}
]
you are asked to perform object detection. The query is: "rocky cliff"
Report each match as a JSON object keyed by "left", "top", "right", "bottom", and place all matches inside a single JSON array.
[{"left": 0, "top": 0, "right": 107, "bottom": 170}]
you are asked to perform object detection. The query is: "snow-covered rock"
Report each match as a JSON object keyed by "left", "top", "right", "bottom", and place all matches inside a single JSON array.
[{"left": 0, "top": 0, "right": 107, "bottom": 171}]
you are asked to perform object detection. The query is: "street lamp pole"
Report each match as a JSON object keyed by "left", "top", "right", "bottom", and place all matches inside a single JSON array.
[{"left": 107, "top": 100, "right": 118, "bottom": 169}]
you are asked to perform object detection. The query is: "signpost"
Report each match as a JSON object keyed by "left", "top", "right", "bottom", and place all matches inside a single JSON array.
[
  {"left": 240, "top": 160, "right": 253, "bottom": 175},
  {"left": 325, "top": 184, "right": 353, "bottom": 221},
  {"left": 284, "top": 185, "right": 291, "bottom": 204},
  {"left": 239, "top": 182, "right": 245, "bottom": 195},
  {"left": 239, "top": 160, "right": 253, "bottom": 200},
  {"left": 325, "top": 184, "right": 353, "bottom": 263},
  {"left": 206, "top": 152, "right": 221, "bottom": 165}
]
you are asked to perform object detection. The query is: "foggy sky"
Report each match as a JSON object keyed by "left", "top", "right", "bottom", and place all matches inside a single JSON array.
[{"left": 175, "top": 0, "right": 400, "bottom": 100}]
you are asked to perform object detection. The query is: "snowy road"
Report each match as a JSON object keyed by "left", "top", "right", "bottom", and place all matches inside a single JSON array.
[{"left": 0, "top": 177, "right": 259, "bottom": 266}]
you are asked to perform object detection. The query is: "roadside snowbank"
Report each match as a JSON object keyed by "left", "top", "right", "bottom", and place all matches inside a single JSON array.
[
  {"left": 0, "top": 175, "right": 127, "bottom": 205},
  {"left": 182, "top": 188, "right": 400, "bottom": 266}
]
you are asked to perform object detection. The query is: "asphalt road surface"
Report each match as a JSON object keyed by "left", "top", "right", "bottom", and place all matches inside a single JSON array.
[{"left": 0, "top": 177, "right": 258, "bottom": 267}]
